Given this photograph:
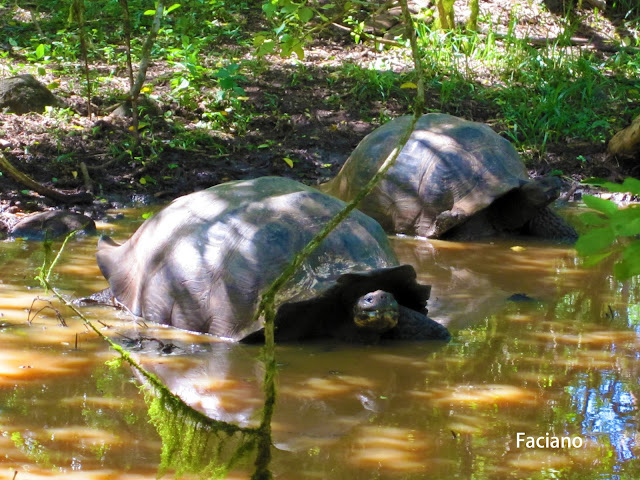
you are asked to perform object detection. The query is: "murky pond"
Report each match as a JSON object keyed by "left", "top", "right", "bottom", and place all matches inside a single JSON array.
[{"left": 1, "top": 209, "right": 639, "bottom": 479}]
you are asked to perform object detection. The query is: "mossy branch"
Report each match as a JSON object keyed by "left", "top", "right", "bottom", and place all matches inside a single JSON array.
[
  {"left": 250, "top": 5, "right": 425, "bottom": 478},
  {"left": 34, "top": 231, "right": 261, "bottom": 477},
  {"left": 38, "top": 273, "right": 257, "bottom": 437}
]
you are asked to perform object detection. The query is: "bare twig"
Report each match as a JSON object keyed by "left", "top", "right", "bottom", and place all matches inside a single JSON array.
[
  {"left": 69, "top": 0, "right": 92, "bottom": 118},
  {"left": 131, "top": 1, "right": 164, "bottom": 101},
  {"left": 79, "top": 161, "right": 93, "bottom": 193},
  {"left": 27, "top": 297, "right": 67, "bottom": 327}
]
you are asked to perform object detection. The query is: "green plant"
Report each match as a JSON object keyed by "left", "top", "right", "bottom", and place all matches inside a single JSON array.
[
  {"left": 577, "top": 178, "right": 640, "bottom": 279},
  {"left": 255, "top": 0, "right": 320, "bottom": 58},
  {"left": 339, "top": 63, "right": 402, "bottom": 104}
]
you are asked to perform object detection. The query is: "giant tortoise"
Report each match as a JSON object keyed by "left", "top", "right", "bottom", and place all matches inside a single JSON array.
[
  {"left": 96, "top": 177, "right": 450, "bottom": 343},
  {"left": 322, "top": 113, "right": 577, "bottom": 241}
]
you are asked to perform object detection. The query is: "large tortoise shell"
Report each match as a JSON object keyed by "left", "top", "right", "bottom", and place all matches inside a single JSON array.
[
  {"left": 97, "top": 177, "right": 428, "bottom": 341},
  {"left": 323, "top": 113, "right": 531, "bottom": 238}
]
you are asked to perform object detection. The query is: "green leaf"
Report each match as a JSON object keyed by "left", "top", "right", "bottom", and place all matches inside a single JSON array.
[
  {"left": 281, "top": 3, "right": 298, "bottom": 14},
  {"left": 620, "top": 177, "right": 640, "bottom": 196},
  {"left": 253, "top": 34, "right": 267, "bottom": 47},
  {"left": 262, "top": 2, "right": 277, "bottom": 17},
  {"left": 143, "top": 9, "right": 156, "bottom": 15},
  {"left": 274, "top": 22, "right": 286, "bottom": 36},
  {"left": 621, "top": 240, "right": 640, "bottom": 261},
  {"left": 582, "top": 195, "right": 619, "bottom": 217},
  {"left": 35, "top": 43, "right": 45, "bottom": 59},
  {"left": 139, "top": 175, "right": 157, "bottom": 185},
  {"left": 141, "top": 212, "right": 154, "bottom": 220},
  {"left": 292, "top": 44, "right": 304, "bottom": 60},
  {"left": 581, "top": 250, "right": 613, "bottom": 267},
  {"left": 575, "top": 226, "right": 616, "bottom": 256},
  {"left": 615, "top": 241, "right": 640, "bottom": 279},
  {"left": 282, "top": 157, "right": 294, "bottom": 168},
  {"left": 588, "top": 177, "right": 640, "bottom": 195},
  {"left": 581, "top": 177, "right": 608, "bottom": 186},
  {"left": 578, "top": 211, "right": 607, "bottom": 227},
  {"left": 165, "top": 3, "right": 181, "bottom": 14},
  {"left": 610, "top": 208, "right": 640, "bottom": 237},
  {"left": 256, "top": 40, "right": 276, "bottom": 56},
  {"left": 297, "top": 7, "right": 314, "bottom": 23}
]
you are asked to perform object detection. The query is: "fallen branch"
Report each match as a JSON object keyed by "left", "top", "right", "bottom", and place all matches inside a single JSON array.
[
  {"left": 331, "top": 22, "right": 403, "bottom": 47},
  {"left": 27, "top": 297, "right": 67, "bottom": 327},
  {"left": 0, "top": 151, "right": 93, "bottom": 204}
]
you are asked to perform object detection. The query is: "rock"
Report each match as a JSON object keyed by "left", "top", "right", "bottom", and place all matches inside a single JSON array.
[
  {"left": 10, "top": 210, "right": 96, "bottom": 240},
  {"left": 0, "top": 74, "right": 62, "bottom": 114},
  {"left": 609, "top": 114, "right": 640, "bottom": 157}
]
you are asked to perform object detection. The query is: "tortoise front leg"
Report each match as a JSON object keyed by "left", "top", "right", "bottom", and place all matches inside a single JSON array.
[
  {"left": 526, "top": 206, "right": 578, "bottom": 242},
  {"left": 386, "top": 306, "right": 451, "bottom": 341}
]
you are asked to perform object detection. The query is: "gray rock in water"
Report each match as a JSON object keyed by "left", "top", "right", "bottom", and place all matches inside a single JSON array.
[{"left": 11, "top": 210, "right": 96, "bottom": 240}]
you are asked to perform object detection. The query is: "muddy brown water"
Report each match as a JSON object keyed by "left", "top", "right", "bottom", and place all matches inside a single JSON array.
[{"left": 1, "top": 209, "right": 639, "bottom": 479}]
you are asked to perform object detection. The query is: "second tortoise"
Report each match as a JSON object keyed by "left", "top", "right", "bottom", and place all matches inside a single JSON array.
[{"left": 322, "top": 113, "right": 578, "bottom": 241}]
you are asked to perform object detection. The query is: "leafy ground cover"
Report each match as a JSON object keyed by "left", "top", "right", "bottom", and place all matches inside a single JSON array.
[{"left": 0, "top": 0, "right": 638, "bottom": 213}]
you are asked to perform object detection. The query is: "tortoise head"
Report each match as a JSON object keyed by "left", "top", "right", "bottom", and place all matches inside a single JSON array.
[
  {"left": 353, "top": 290, "right": 399, "bottom": 333},
  {"left": 520, "top": 176, "right": 562, "bottom": 208}
]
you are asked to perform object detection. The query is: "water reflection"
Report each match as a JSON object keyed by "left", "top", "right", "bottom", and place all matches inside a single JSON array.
[
  {"left": 1, "top": 218, "right": 640, "bottom": 478},
  {"left": 570, "top": 372, "right": 638, "bottom": 462}
]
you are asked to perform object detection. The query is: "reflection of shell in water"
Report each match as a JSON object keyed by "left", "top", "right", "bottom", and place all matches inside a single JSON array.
[
  {"left": 45, "top": 426, "right": 124, "bottom": 447},
  {"left": 413, "top": 384, "right": 539, "bottom": 407},
  {"left": 348, "top": 426, "right": 431, "bottom": 473},
  {"left": 279, "top": 374, "right": 375, "bottom": 399},
  {"left": 507, "top": 450, "right": 573, "bottom": 471},
  {"left": 0, "top": 350, "right": 92, "bottom": 386},
  {"left": 530, "top": 330, "right": 638, "bottom": 346}
]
